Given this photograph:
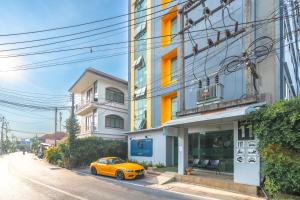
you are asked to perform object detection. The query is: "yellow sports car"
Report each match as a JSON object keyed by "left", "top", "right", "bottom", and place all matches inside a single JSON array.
[{"left": 90, "top": 157, "right": 145, "bottom": 180}]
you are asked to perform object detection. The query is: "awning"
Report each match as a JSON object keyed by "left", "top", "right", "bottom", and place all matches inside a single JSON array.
[{"left": 163, "top": 102, "right": 265, "bottom": 127}]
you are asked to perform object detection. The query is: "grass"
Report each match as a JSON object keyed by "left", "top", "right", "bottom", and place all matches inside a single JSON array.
[
  {"left": 272, "top": 194, "right": 300, "bottom": 200},
  {"left": 154, "top": 166, "right": 178, "bottom": 173}
]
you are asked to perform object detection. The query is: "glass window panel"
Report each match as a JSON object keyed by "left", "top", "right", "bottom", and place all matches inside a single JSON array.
[
  {"left": 105, "top": 115, "right": 124, "bottom": 129},
  {"left": 188, "top": 131, "right": 234, "bottom": 173},
  {"left": 171, "top": 96, "right": 177, "bottom": 119},
  {"left": 105, "top": 88, "right": 124, "bottom": 104},
  {"left": 171, "top": 57, "right": 177, "bottom": 81},
  {"left": 171, "top": 17, "right": 177, "bottom": 42}
]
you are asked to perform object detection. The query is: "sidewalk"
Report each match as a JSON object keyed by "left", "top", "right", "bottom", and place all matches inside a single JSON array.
[
  {"left": 150, "top": 182, "right": 265, "bottom": 200},
  {"left": 74, "top": 167, "right": 265, "bottom": 200}
]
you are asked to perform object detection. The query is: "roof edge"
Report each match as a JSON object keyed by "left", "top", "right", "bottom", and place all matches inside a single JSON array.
[{"left": 69, "top": 67, "right": 128, "bottom": 92}]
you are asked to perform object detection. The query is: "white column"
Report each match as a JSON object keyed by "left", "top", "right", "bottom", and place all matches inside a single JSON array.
[{"left": 178, "top": 128, "right": 188, "bottom": 175}]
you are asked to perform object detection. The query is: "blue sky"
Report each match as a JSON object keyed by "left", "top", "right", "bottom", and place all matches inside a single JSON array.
[{"left": 0, "top": 0, "right": 128, "bottom": 138}]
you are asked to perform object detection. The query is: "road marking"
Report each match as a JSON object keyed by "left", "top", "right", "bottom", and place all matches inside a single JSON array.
[
  {"left": 14, "top": 172, "right": 88, "bottom": 200},
  {"left": 75, "top": 170, "right": 220, "bottom": 200},
  {"left": 6, "top": 153, "right": 87, "bottom": 200}
]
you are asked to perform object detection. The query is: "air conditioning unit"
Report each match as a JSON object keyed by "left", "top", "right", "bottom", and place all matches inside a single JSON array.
[{"left": 197, "top": 83, "right": 224, "bottom": 105}]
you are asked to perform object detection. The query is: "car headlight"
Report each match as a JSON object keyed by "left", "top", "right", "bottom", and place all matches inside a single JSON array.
[{"left": 124, "top": 170, "right": 133, "bottom": 172}]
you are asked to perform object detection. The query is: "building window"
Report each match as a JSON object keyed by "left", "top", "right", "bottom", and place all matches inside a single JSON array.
[
  {"left": 86, "top": 88, "right": 93, "bottom": 102},
  {"left": 284, "top": 78, "right": 291, "bottom": 100},
  {"left": 161, "top": 48, "right": 177, "bottom": 87},
  {"left": 161, "top": 6, "right": 177, "bottom": 47},
  {"left": 171, "top": 96, "right": 177, "bottom": 119},
  {"left": 85, "top": 115, "right": 93, "bottom": 131},
  {"left": 93, "top": 81, "right": 98, "bottom": 101},
  {"left": 93, "top": 110, "right": 97, "bottom": 131},
  {"left": 133, "top": 0, "right": 147, "bottom": 131},
  {"left": 170, "top": 56, "right": 178, "bottom": 81},
  {"left": 161, "top": 91, "right": 177, "bottom": 124},
  {"left": 105, "top": 115, "right": 124, "bottom": 129},
  {"left": 188, "top": 130, "right": 234, "bottom": 173},
  {"left": 134, "top": 98, "right": 147, "bottom": 130},
  {"left": 170, "top": 16, "right": 177, "bottom": 41},
  {"left": 105, "top": 88, "right": 124, "bottom": 104}
]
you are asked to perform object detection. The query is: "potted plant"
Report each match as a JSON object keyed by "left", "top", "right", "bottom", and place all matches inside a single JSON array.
[{"left": 185, "top": 167, "right": 192, "bottom": 175}]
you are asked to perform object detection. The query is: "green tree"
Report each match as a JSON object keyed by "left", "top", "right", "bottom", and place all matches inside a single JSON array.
[
  {"left": 30, "top": 138, "right": 40, "bottom": 154},
  {"left": 247, "top": 96, "right": 300, "bottom": 196},
  {"left": 65, "top": 115, "right": 80, "bottom": 168}
]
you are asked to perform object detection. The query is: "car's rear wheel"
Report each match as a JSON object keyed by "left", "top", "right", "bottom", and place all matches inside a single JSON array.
[
  {"left": 91, "top": 167, "right": 97, "bottom": 175},
  {"left": 116, "top": 170, "right": 124, "bottom": 180}
]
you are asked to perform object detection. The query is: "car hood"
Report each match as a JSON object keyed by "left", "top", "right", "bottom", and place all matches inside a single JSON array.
[{"left": 114, "top": 163, "right": 144, "bottom": 170}]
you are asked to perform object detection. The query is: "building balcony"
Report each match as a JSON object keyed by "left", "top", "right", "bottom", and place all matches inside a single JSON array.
[{"left": 75, "top": 100, "right": 98, "bottom": 116}]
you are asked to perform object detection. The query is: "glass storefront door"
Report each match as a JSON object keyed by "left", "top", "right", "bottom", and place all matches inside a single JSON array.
[{"left": 188, "top": 130, "right": 234, "bottom": 173}]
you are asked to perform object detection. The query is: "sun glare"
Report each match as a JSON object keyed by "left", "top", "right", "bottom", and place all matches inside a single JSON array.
[{"left": 0, "top": 58, "right": 23, "bottom": 80}]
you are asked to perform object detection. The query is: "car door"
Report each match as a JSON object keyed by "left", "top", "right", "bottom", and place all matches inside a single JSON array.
[
  {"left": 96, "top": 159, "right": 108, "bottom": 175},
  {"left": 106, "top": 159, "right": 117, "bottom": 177}
]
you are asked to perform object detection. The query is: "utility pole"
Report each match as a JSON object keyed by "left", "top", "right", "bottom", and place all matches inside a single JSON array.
[
  {"left": 54, "top": 107, "right": 57, "bottom": 146},
  {"left": 245, "top": 0, "right": 254, "bottom": 96},
  {"left": 59, "top": 112, "right": 62, "bottom": 132},
  {"left": 5, "top": 122, "right": 8, "bottom": 153},
  {"left": 71, "top": 93, "right": 75, "bottom": 117},
  {"left": 0, "top": 117, "right": 4, "bottom": 155},
  {"left": 179, "top": 8, "right": 185, "bottom": 112}
]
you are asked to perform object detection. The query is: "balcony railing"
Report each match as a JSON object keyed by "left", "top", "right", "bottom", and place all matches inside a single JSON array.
[{"left": 75, "top": 98, "right": 98, "bottom": 115}]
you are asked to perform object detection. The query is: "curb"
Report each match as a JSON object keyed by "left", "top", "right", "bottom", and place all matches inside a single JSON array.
[{"left": 146, "top": 170, "right": 162, "bottom": 176}]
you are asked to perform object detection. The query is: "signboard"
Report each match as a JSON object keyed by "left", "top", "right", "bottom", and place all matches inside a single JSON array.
[{"left": 130, "top": 139, "right": 153, "bottom": 157}]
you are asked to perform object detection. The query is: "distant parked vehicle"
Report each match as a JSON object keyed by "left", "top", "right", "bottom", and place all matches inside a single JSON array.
[{"left": 90, "top": 157, "right": 144, "bottom": 180}]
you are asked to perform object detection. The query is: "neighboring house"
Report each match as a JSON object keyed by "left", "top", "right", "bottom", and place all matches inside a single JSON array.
[
  {"left": 38, "top": 132, "right": 67, "bottom": 145},
  {"left": 128, "top": 0, "right": 299, "bottom": 188},
  {"left": 69, "top": 68, "right": 128, "bottom": 140}
]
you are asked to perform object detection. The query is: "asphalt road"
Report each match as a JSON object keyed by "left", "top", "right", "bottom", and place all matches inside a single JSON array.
[{"left": 0, "top": 152, "right": 208, "bottom": 200}]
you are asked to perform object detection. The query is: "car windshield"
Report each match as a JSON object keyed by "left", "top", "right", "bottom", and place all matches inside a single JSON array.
[{"left": 110, "top": 158, "right": 125, "bottom": 164}]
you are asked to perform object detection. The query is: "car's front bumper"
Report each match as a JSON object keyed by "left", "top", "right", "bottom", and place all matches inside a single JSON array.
[{"left": 123, "top": 171, "right": 145, "bottom": 179}]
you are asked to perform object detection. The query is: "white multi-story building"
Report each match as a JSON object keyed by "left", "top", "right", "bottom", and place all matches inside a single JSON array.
[{"left": 69, "top": 68, "right": 128, "bottom": 140}]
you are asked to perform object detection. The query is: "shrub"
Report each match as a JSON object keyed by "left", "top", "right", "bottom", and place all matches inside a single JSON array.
[
  {"left": 155, "top": 163, "right": 165, "bottom": 168},
  {"left": 45, "top": 146, "right": 61, "bottom": 164},
  {"left": 72, "top": 137, "right": 127, "bottom": 167},
  {"left": 45, "top": 136, "right": 127, "bottom": 168},
  {"left": 247, "top": 97, "right": 300, "bottom": 196}
]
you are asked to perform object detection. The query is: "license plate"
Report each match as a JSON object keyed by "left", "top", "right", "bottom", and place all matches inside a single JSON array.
[{"left": 138, "top": 172, "right": 143, "bottom": 175}]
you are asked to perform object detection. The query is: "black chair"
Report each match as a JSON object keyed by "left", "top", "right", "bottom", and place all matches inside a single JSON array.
[
  {"left": 199, "top": 159, "right": 209, "bottom": 168},
  {"left": 208, "top": 160, "right": 220, "bottom": 174},
  {"left": 192, "top": 159, "right": 200, "bottom": 167}
]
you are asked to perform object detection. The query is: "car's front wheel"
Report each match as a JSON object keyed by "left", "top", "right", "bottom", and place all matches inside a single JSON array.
[
  {"left": 116, "top": 170, "right": 124, "bottom": 180},
  {"left": 91, "top": 167, "right": 97, "bottom": 175}
]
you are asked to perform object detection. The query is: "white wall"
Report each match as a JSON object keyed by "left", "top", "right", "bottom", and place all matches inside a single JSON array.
[
  {"left": 233, "top": 121, "right": 260, "bottom": 186},
  {"left": 75, "top": 73, "right": 128, "bottom": 140},
  {"left": 97, "top": 108, "right": 128, "bottom": 136},
  {"left": 97, "top": 78, "right": 128, "bottom": 111},
  {"left": 128, "top": 129, "right": 167, "bottom": 165}
]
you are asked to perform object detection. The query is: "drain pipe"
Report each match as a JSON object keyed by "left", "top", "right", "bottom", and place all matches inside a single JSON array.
[
  {"left": 261, "top": 186, "right": 269, "bottom": 199},
  {"left": 252, "top": 0, "right": 258, "bottom": 96},
  {"left": 252, "top": 1, "right": 267, "bottom": 199}
]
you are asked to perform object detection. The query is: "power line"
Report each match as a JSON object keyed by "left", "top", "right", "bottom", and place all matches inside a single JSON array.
[
  {"left": 0, "top": 0, "right": 179, "bottom": 37},
  {"left": 0, "top": 13, "right": 295, "bottom": 59},
  {"left": 0, "top": 10, "right": 289, "bottom": 72},
  {"left": 0, "top": 1, "right": 182, "bottom": 52},
  {"left": 0, "top": 23, "right": 281, "bottom": 74}
]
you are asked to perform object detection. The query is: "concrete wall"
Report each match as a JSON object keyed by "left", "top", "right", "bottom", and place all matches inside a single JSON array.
[
  {"left": 128, "top": 129, "right": 167, "bottom": 165},
  {"left": 76, "top": 74, "right": 128, "bottom": 139},
  {"left": 97, "top": 106, "right": 128, "bottom": 136},
  {"left": 233, "top": 121, "right": 260, "bottom": 186},
  {"left": 147, "top": 0, "right": 300, "bottom": 129},
  {"left": 149, "top": 0, "right": 247, "bottom": 128}
]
